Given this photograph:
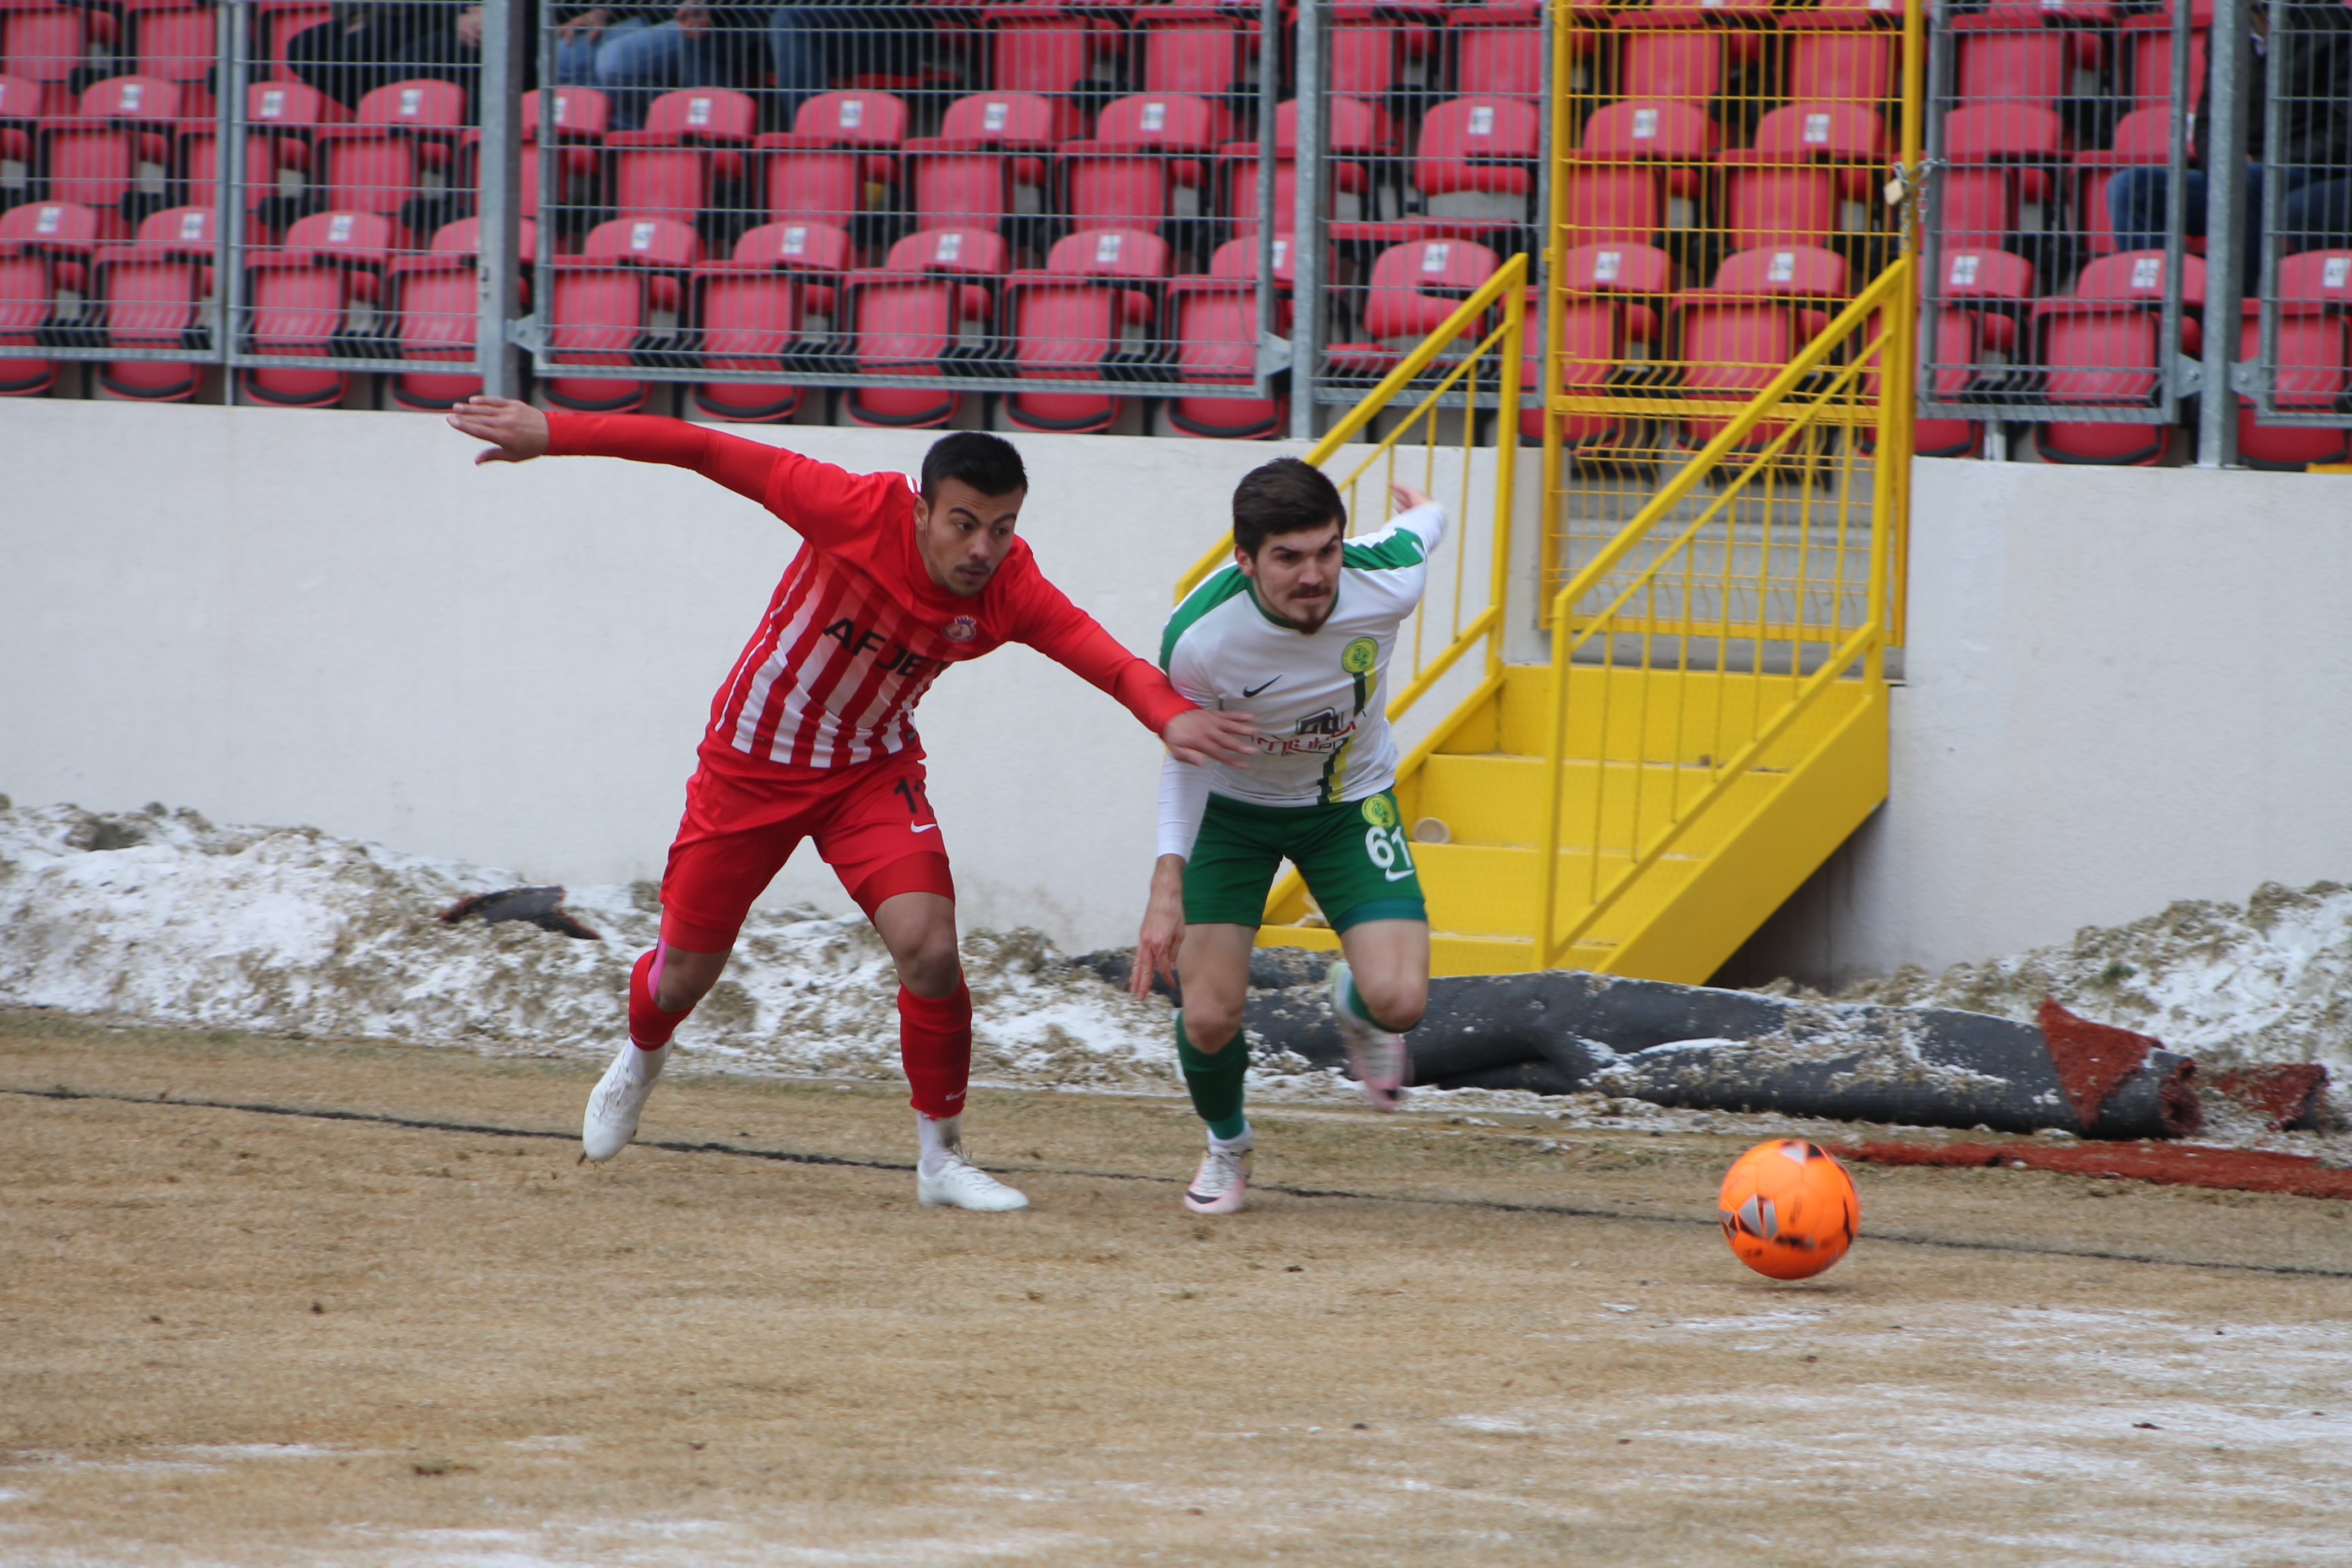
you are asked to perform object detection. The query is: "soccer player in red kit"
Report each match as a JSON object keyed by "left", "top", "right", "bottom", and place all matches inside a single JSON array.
[{"left": 447, "top": 396, "right": 1253, "bottom": 1210}]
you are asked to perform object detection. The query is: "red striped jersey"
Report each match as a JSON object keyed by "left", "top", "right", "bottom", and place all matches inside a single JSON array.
[{"left": 543, "top": 412, "right": 1193, "bottom": 774}]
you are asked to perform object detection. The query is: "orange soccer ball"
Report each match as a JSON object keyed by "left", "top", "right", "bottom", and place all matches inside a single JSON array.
[{"left": 1717, "top": 1139, "right": 1860, "bottom": 1280}]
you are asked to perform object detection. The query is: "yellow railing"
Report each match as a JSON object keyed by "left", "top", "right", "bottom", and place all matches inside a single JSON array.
[
  {"left": 1173, "top": 252, "right": 1527, "bottom": 725},
  {"left": 1532, "top": 257, "right": 1914, "bottom": 968},
  {"left": 1172, "top": 253, "right": 1527, "bottom": 932}
]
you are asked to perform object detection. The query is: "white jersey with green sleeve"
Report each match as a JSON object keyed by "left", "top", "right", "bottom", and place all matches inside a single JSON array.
[{"left": 1157, "top": 502, "right": 1446, "bottom": 830}]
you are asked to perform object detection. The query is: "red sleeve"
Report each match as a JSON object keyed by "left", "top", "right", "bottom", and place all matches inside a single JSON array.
[
  {"left": 1003, "top": 555, "right": 1196, "bottom": 736},
  {"left": 542, "top": 410, "right": 905, "bottom": 550}
]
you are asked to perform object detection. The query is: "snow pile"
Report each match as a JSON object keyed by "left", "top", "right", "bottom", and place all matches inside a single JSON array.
[
  {"left": 1836, "top": 881, "right": 2352, "bottom": 1075},
  {"left": 0, "top": 801, "right": 1199, "bottom": 1094}
]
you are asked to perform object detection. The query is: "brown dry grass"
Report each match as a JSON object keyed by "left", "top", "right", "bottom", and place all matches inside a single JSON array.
[{"left": 3, "top": 1009, "right": 2350, "bottom": 1566}]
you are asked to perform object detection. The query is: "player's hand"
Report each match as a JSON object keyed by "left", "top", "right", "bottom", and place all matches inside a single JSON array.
[
  {"left": 1163, "top": 706, "right": 1255, "bottom": 767},
  {"left": 447, "top": 395, "right": 551, "bottom": 465},
  {"left": 677, "top": 2, "right": 711, "bottom": 33},
  {"left": 1131, "top": 856, "right": 1188, "bottom": 1000},
  {"left": 455, "top": 4, "right": 483, "bottom": 46},
  {"left": 1391, "top": 482, "right": 1435, "bottom": 514}
]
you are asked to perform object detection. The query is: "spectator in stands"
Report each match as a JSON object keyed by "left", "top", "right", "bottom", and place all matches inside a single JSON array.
[
  {"left": 287, "top": 1, "right": 481, "bottom": 110},
  {"left": 2109, "top": 0, "right": 2352, "bottom": 286},
  {"left": 571, "top": 2, "right": 823, "bottom": 130}
]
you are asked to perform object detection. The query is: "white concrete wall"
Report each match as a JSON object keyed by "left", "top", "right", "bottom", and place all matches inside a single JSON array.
[
  {"left": 1731, "top": 457, "right": 2352, "bottom": 987},
  {"left": 0, "top": 400, "right": 1314, "bottom": 951}
]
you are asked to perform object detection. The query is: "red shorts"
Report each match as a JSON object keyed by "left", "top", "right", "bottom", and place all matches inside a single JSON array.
[{"left": 658, "top": 746, "right": 955, "bottom": 951}]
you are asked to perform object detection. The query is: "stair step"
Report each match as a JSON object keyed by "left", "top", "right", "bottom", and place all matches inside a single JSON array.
[
  {"left": 1407, "top": 753, "right": 1782, "bottom": 850},
  {"left": 1481, "top": 663, "right": 1874, "bottom": 766}
]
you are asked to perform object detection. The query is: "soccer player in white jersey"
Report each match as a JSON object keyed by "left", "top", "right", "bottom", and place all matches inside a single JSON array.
[{"left": 1130, "top": 459, "right": 1441, "bottom": 1214}]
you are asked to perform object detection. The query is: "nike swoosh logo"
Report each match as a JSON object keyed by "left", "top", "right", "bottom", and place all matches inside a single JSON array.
[
  {"left": 1242, "top": 677, "right": 1280, "bottom": 698},
  {"left": 911, "top": 823, "right": 938, "bottom": 834}
]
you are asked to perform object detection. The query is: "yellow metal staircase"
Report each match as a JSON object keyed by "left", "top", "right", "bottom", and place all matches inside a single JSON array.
[{"left": 1175, "top": 259, "right": 1913, "bottom": 983}]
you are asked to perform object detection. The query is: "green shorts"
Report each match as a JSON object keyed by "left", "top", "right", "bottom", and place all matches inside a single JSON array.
[{"left": 1183, "top": 790, "right": 1429, "bottom": 933}]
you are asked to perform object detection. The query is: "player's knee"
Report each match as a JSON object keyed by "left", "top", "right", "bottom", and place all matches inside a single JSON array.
[
  {"left": 654, "top": 960, "right": 722, "bottom": 1013},
  {"left": 896, "top": 932, "right": 963, "bottom": 999},
  {"left": 1362, "top": 972, "right": 1427, "bottom": 1033},
  {"left": 1184, "top": 1003, "right": 1244, "bottom": 1052}
]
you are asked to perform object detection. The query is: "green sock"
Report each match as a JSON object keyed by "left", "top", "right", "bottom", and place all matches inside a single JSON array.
[
  {"left": 1337, "top": 968, "right": 1402, "bottom": 1033},
  {"left": 1175, "top": 1011, "right": 1249, "bottom": 1141}
]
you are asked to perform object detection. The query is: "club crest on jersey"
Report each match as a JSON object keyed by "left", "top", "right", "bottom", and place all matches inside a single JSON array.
[
  {"left": 942, "top": 615, "right": 978, "bottom": 643},
  {"left": 1341, "top": 636, "right": 1379, "bottom": 676},
  {"left": 1360, "top": 794, "right": 1400, "bottom": 831}
]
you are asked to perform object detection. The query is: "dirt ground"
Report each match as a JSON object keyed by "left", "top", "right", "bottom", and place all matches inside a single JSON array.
[{"left": 4, "top": 1011, "right": 2350, "bottom": 1567}]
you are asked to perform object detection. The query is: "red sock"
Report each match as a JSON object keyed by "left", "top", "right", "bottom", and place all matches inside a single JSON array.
[
  {"left": 628, "top": 945, "right": 692, "bottom": 1048},
  {"left": 898, "top": 982, "right": 972, "bottom": 1119}
]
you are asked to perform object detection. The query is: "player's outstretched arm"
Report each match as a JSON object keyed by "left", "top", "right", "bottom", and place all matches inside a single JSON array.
[
  {"left": 446, "top": 395, "right": 847, "bottom": 516},
  {"left": 1010, "top": 572, "right": 1254, "bottom": 763}
]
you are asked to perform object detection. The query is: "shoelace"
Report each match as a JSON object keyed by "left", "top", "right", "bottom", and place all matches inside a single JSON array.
[
  {"left": 930, "top": 1150, "right": 1004, "bottom": 1190},
  {"left": 1193, "top": 1148, "right": 1245, "bottom": 1196}
]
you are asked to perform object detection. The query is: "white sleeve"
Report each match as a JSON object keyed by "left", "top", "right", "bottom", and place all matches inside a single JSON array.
[
  {"left": 1157, "top": 753, "right": 1210, "bottom": 859},
  {"left": 1393, "top": 500, "right": 1447, "bottom": 556}
]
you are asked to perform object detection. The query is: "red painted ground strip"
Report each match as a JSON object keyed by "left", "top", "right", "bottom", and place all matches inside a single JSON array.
[{"left": 1850, "top": 1140, "right": 2352, "bottom": 1201}]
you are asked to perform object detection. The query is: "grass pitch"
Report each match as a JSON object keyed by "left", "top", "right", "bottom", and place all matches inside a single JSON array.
[{"left": 4, "top": 1010, "right": 2349, "bottom": 1566}]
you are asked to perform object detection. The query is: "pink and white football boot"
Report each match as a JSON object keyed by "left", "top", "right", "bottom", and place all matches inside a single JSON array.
[{"left": 1328, "top": 960, "right": 1408, "bottom": 1110}]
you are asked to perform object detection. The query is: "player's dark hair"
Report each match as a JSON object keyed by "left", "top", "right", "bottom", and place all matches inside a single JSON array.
[
  {"left": 919, "top": 431, "right": 1028, "bottom": 503},
  {"left": 1232, "top": 458, "right": 1346, "bottom": 556}
]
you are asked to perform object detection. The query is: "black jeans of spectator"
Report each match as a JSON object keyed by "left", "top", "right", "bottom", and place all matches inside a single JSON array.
[
  {"left": 2109, "top": 164, "right": 2352, "bottom": 291},
  {"left": 286, "top": 4, "right": 476, "bottom": 112}
]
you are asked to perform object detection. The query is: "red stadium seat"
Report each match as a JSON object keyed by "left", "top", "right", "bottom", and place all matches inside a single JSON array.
[
  {"left": 1330, "top": 1, "right": 1443, "bottom": 102},
  {"left": 1137, "top": 2, "right": 1254, "bottom": 101},
  {"left": 983, "top": 2, "right": 1119, "bottom": 97},
  {"left": 1556, "top": 100, "right": 1717, "bottom": 249},
  {"left": 842, "top": 226, "right": 1008, "bottom": 428},
  {"left": 2032, "top": 249, "right": 2203, "bottom": 466},
  {"left": 2071, "top": 106, "right": 2169, "bottom": 259},
  {"left": 1937, "top": 104, "right": 2065, "bottom": 254},
  {"left": 36, "top": 77, "right": 184, "bottom": 241},
  {"left": 514, "top": 86, "right": 611, "bottom": 220},
  {"left": 1717, "top": 102, "right": 1885, "bottom": 252},
  {"left": 87, "top": 203, "right": 217, "bottom": 401},
  {"left": 754, "top": 89, "right": 907, "bottom": 235},
  {"left": 241, "top": 254, "right": 353, "bottom": 408},
  {"left": 2236, "top": 251, "right": 2352, "bottom": 470},
  {"left": 1914, "top": 246, "right": 2033, "bottom": 459},
  {"left": 1413, "top": 95, "right": 1539, "bottom": 227},
  {"left": 1778, "top": 0, "right": 1898, "bottom": 107},
  {"left": 0, "top": 198, "right": 100, "bottom": 394},
  {"left": 606, "top": 86, "right": 755, "bottom": 225},
  {"left": 1609, "top": 0, "right": 1771, "bottom": 105},
  {"left": 0, "top": 72, "right": 36, "bottom": 191},
  {"left": 1164, "top": 233, "right": 1292, "bottom": 439},
  {"left": 124, "top": 6, "right": 214, "bottom": 116},
  {"left": 382, "top": 217, "right": 541, "bottom": 413},
  {"left": 1951, "top": 5, "right": 2105, "bottom": 107},
  {"left": 1674, "top": 244, "right": 1849, "bottom": 450},
  {"left": 1449, "top": 1, "right": 1542, "bottom": 99},
  {"left": 1061, "top": 92, "right": 1223, "bottom": 239},
  {"left": 1, "top": 4, "right": 86, "bottom": 115},
  {"left": 905, "top": 92, "right": 1064, "bottom": 234},
  {"left": 689, "top": 220, "right": 854, "bottom": 423},
  {"left": 543, "top": 215, "right": 704, "bottom": 413},
  {"left": 1530, "top": 239, "right": 1673, "bottom": 448},
  {"left": 1002, "top": 225, "right": 1170, "bottom": 433},
  {"left": 255, "top": 0, "right": 334, "bottom": 84},
  {"left": 2121, "top": 1, "right": 2208, "bottom": 111},
  {"left": 309, "top": 78, "right": 469, "bottom": 221},
  {"left": 1221, "top": 96, "right": 1390, "bottom": 239},
  {"left": 1326, "top": 236, "right": 1500, "bottom": 376},
  {"left": 181, "top": 79, "right": 349, "bottom": 219}
]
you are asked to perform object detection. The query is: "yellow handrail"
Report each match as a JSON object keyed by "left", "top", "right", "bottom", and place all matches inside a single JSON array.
[
  {"left": 1172, "top": 253, "right": 1531, "bottom": 605},
  {"left": 1531, "top": 258, "right": 1912, "bottom": 969}
]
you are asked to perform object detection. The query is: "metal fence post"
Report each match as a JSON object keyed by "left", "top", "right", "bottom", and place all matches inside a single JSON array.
[
  {"left": 217, "top": 0, "right": 251, "bottom": 406},
  {"left": 475, "top": 0, "right": 525, "bottom": 399},
  {"left": 2198, "top": 0, "right": 2250, "bottom": 467},
  {"left": 1288, "top": 0, "right": 1326, "bottom": 440}
]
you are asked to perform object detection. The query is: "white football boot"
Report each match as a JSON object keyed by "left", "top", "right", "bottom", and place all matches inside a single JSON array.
[
  {"left": 1328, "top": 960, "right": 1408, "bottom": 1111},
  {"left": 1183, "top": 1134, "right": 1253, "bottom": 1215},
  {"left": 915, "top": 1115, "right": 1029, "bottom": 1211},
  {"left": 582, "top": 1041, "right": 668, "bottom": 1161}
]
